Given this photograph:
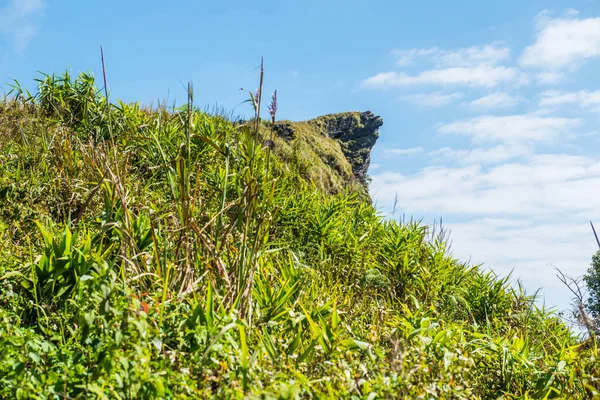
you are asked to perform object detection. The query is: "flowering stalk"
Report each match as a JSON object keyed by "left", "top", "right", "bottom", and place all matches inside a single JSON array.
[
  {"left": 266, "top": 90, "right": 277, "bottom": 178},
  {"left": 268, "top": 90, "right": 277, "bottom": 125}
]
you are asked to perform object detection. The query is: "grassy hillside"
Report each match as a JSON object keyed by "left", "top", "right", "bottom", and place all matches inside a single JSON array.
[{"left": 0, "top": 71, "right": 599, "bottom": 399}]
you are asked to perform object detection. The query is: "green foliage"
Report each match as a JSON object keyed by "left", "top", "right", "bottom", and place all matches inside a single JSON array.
[
  {"left": 584, "top": 250, "right": 600, "bottom": 319},
  {"left": 0, "top": 70, "right": 598, "bottom": 398},
  {"left": 8, "top": 223, "right": 101, "bottom": 307}
]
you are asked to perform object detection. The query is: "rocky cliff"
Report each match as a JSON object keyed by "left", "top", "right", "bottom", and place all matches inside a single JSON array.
[
  {"left": 271, "top": 111, "right": 382, "bottom": 191},
  {"left": 310, "top": 111, "right": 383, "bottom": 186}
]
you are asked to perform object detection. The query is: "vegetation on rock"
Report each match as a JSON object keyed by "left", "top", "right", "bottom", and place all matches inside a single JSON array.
[{"left": 0, "top": 69, "right": 599, "bottom": 399}]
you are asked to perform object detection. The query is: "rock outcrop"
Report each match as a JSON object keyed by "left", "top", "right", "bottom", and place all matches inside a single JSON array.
[
  {"left": 273, "top": 111, "right": 382, "bottom": 188},
  {"left": 311, "top": 111, "right": 382, "bottom": 186}
]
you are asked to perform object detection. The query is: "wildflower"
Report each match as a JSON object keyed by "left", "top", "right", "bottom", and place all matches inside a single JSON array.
[{"left": 268, "top": 90, "right": 277, "bottom": 124}]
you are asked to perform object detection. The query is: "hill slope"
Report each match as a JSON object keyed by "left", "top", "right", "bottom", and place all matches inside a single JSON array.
[{"left": 0, "top": 71, "right": 598, "bottom": 398}]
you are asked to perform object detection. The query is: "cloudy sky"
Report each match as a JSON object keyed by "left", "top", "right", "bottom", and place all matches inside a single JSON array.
[
  {"left": 366, "top": 7, "right": 600, "bottom": 315},
  {"left": 1, "top": 0, "right": 599, "bottom": 314}
]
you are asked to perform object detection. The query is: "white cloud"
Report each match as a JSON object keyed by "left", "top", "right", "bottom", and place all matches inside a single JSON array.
[
  {"left": 539, "top": 89, "right": 600, "bottom": 111},
  {"left": 364, "top": 65, "right": 527, "bottom": 89},
  {"left": 0, "top": 0, "right": 45, "bottom": 52},
  {"left": 520, "top": 11, "right": 600, "bottom": 71},
  {"left": 438, "top": 114, "right": 581, "bottom": 144},
  {"left": 448, "top": 219, "right": 592, "bottom": 277},
  {"left": 394, "top": 44, "right": 511, "bottom": 68},
  {"left": 394, "top": 47, "right": 440, "bottom": 67},
  {"left": 383, "top": 146, "right": 424, "bottom": 155},
  {"left": 365, "top": 43, "right": 527, "bottom": 89},
  {"left": 430, "top": 144, "right": 532, "bottom": 164},
  {"left": 399, "top": 92, "right": 463, "bottom": 107},
  {"left": 536, "top": 71, "right": 565, "bottom": 85},
  {"left": 371, "top": 153, "right": 600, "bottom": 217},
  {"left": 445, "top": 217, "right": 596, "bottom": 312},
  {"left": 436, "top": 45, "right": 511, "bottom": 67},
  {"left": 470, "top": 92, "right": 519, "bottom": 109}
]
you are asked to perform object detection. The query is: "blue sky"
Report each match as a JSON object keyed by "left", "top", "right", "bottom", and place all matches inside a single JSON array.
[{"left": 2, "top": 0, "right": 600, "bottom": 315}]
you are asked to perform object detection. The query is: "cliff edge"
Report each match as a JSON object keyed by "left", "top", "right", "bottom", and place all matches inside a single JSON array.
[{"left": 270, "top": 111, "right": 382, "bottom": 193}]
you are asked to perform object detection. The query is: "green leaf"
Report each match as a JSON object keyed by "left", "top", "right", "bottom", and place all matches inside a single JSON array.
[
  {"left": 153, "top": 379, "right": 165, "bottom": 397},
  {"left": 331, "top": 303, "right": 340, "bottom": 331},
  {"left": 28, "top": 352, "right": 41, "bottom": 364},
  {"left": 0, "top": 271, "right": 26, "bottom": 281},
  {"left": 341, "top": 339, "right": 370, "bottom": 351},
  {"left": 238, "top": 324, "right": 249, "bottom": 371},
  {"left": 205, "top": 282, "right": 214, "bottom": 329}
]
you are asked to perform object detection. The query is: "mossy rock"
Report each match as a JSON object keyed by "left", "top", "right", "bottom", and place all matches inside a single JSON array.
[{"left": 265, "top": 111, "right": 382, "bottom": 194}]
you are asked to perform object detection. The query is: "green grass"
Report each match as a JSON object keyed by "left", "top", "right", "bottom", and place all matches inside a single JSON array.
[
  {"left": 0, "top": 70, "right": 599, "bottom": 399},
  {"left": 265, "top": 119, "right": 357, "bottom": 194}
]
